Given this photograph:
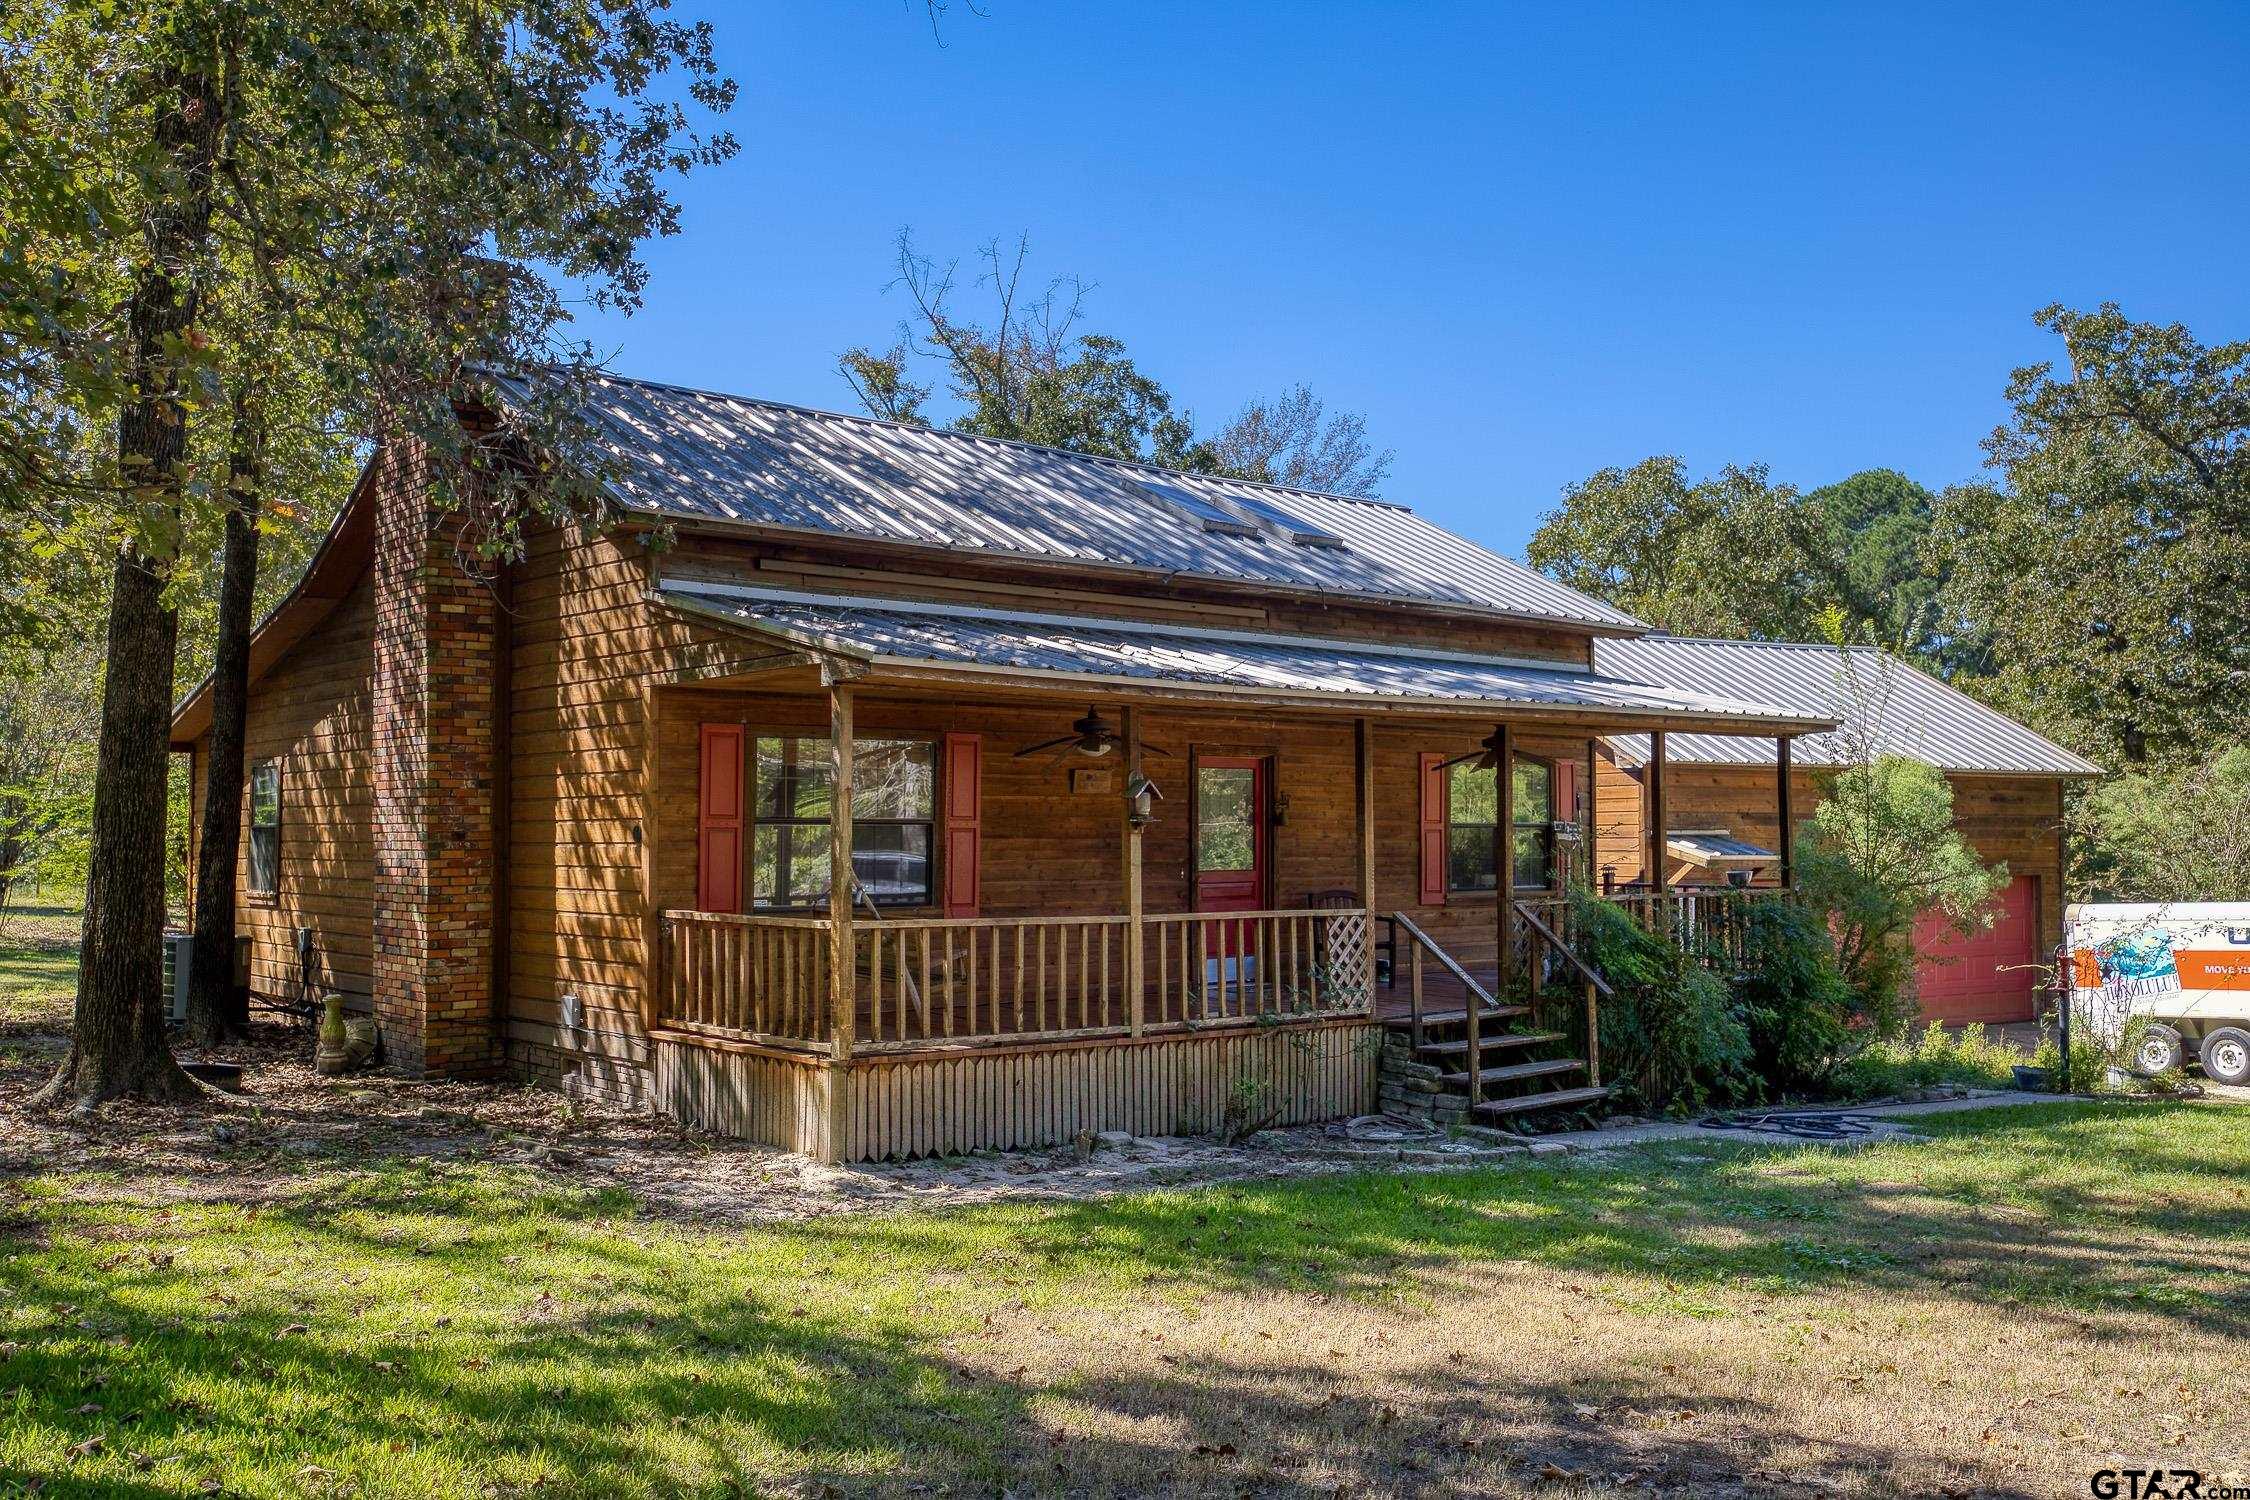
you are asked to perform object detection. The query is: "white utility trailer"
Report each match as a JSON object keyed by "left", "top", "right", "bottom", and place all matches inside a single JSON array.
[{"left": 2066, "top": 901, "right": 2250, "bottom": 1085}]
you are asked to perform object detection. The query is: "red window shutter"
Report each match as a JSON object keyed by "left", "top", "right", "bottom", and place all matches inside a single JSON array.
[
  {"left": 943, "top": 731, "right": 982, "bottom": 917},
  {"left": 697, "top": 724, "right": 745, "bottom": 913},
  {"left": 1418, "top": 752, "right": 1449, "bottom": 906},
  {"left": 1555, "top": 760, "right": 1578, "bottom": 824}
]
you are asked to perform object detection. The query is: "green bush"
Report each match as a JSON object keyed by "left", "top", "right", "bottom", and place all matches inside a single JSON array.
[
  {"left": 1830, "top": 1022, "right": 2024, "bottom": 1100},
  {"left": 2029, "top": 1016, "right": 2183, "bottom": 1096},
  {"left": 1792, "top": 755, "right": 2007, "bottom": 1032},
  {"left": 1733, "top": 897, "right": 1857, "bottom": 1094},
  {"left": 1570, "top": 891, "right": 1752, "bottom": 1113}
]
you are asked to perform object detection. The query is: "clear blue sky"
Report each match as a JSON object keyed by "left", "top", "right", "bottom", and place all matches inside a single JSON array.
[{"left": 571, "top": 0, "right": 2250, "bottom": 556}]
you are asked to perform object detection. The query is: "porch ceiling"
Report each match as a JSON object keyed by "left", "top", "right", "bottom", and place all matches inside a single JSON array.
[{"left": 651, "top": 578, "right": 1838, "bottom": 736}]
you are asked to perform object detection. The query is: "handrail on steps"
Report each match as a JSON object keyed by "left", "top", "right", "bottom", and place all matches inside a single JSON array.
[
  {"left": 1388, "top": 913, "right": 1495, "bottom": 1008},
  {"left": 1389, "top": 912, "right": 1497, "bottom": 1064},
  {"left": 1511, "top": 898, "right": 1607, "bottom": 1090},
  {"left": 1510, "top": 900, "right": 1614, "bottom": 1001}
]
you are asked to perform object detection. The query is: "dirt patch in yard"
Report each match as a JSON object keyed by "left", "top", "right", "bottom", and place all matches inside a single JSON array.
[{"left": 0, "top": 1020, "right": 1546, "bottom": 1225}]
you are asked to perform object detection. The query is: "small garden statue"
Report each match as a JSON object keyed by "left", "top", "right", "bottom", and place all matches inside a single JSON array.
[{"left": 314, "top": 994, "right": 380, "bottom": 1076}]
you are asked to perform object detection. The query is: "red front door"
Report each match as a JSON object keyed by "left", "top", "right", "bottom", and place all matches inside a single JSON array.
[
  {"left": 1914, "top": 874, "right": 2039, "bottom": 1023},
  {"left": 1195, "top": 758, "right": 1269, "bottom": 997}
]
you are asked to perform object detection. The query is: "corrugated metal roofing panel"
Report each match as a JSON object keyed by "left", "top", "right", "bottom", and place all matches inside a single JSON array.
[
  {"left": 655, "top": 580, "right": 1834, "bottom": 727},
  {"left": 491, "top": 369, "right": 1648, "bottom": 632},
  {"left": 1596, "top": 637, "right": 2099, "bottom": 776}
]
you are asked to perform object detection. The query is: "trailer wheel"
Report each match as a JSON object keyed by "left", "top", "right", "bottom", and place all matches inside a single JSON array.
[
  {"left": 2130, "top": 1024, "right": 2184, "bottom": 1078},
  {"left": 2198, "top": 1027, "right": 2250, "bottom": 1087}
]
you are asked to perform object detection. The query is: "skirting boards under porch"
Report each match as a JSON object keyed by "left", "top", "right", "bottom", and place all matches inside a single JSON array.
[{"left": 651, "top": 1018, "right": 1383, "bottom": 1163}]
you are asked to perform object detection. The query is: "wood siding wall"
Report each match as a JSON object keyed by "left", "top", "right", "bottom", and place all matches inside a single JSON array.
[
  {"left": 502, "top": 522, "right": 796, "bottom": 1102},
  {"left": 658, "top": 692, "right": 1594, "bottom": 948},
  {"left": 185, "top": 574, "right": 378, "bottom": 1009},
  {"left": 1590, "top": 747, "right": 2069, "bottom": 964},
  {"left": 653, "top": 1020, "right": 1381, "bottom": 1161}
]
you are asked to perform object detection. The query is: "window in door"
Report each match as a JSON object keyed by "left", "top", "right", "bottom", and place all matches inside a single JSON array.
[
  {"left": 751, "top": 735, "right": 936, "bottom": 908},
  {"left": 1195, "top": 765, "right": 1258, "bottom": 876},
  {"left": 1446, "top": 755, "right": 1556, "bottom": 893}
]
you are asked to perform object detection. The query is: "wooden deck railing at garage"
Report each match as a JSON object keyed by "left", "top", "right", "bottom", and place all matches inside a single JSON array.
[
  {"left": 1509, "top": 887, "right": 1791, "bottom": 979},
  {"left": 657, "top": 906, "right": 1376, "bottom": 1055}
]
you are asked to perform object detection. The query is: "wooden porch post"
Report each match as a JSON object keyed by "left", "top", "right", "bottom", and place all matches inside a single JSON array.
[
  {"left": 1776, "top": 734, "right": 1795, "bottom": 891},
  {"left": 1645, "top": 729, "right": 1668, "bottom": 893},
  {"left": 827, "top": 683, "right": 855, "bottom": 1061},
  {"left": 1123, "top": 704, "right": 1145, "bottom": 1035},
  {"left": 640, "top": 683, "right": 662, "bottom": 1034},
  {"left": 1355, "top": 717, "right": 1376, "bottom": 995},
  {"left": 1494, "top": 721, "right": 1515, "bottom": 997}
]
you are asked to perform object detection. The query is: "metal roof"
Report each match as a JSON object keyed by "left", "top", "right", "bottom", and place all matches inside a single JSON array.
[
  {"left": 490, "top": 369, "right": 1648, "bottom": 633},
  {"left": 1596, "top": 637, "right": 2100, "bottom": 776},
  {"left": 654, "top": 579, "right": 1834, "bottom": 729}
]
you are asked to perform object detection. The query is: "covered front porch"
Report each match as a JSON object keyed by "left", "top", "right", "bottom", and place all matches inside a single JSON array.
[{"left": 636, "top": 579, "right": 1829, "bottom": 1159}]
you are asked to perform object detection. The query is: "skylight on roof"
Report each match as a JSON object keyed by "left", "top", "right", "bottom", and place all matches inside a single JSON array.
[
  {"left": 1216, "top": 491, "right": 1349, "bottom": 548},
  {"left": 1133, "top": 478, "right": 1261, "bottom": 537},
  {"left": 1133, "top": 477, "right": 1348, "bottom": 548}
]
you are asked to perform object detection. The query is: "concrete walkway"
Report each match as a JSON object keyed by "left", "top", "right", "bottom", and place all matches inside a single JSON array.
[{"left": 1537, "top": 1088, "right": 2073, "bottom": 1152}]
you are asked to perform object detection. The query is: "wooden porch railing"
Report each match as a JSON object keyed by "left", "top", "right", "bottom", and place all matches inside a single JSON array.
[
  {"left": 1512, "top": 899, "right": 1610, "bottom": 1089},
  {"left": 1143, "top": 908, "right": 1373, "bottom": 1029},
  {"left": 854, "top": 914, "right": 1131, "bottom": 1046},
  {"left": 658, "top": 906, "right": 1375, "bottom": 1055},
  {"left": 658, "top": 911, "right": 833, "bottom": 1048}
]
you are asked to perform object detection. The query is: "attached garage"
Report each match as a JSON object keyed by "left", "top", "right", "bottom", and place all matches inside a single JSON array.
[
  {"left": 1914, "top": 873, "right": 2039, "bottom": 1023},
  {"left": 1587, "top": 637, "right": 2099, "bottom": 1027}
]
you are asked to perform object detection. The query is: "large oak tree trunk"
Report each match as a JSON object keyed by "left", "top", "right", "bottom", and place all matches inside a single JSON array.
[
  {"left": 35, "top": 58, "right": 221, "bottom": 1109},
  {"left": 185, "top": 385, "right": 262, "bottom": 1046}
]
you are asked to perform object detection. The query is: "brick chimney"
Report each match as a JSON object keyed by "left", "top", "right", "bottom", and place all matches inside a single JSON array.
[{"left": 369, "top": 440, "right": 502, "bottom": 1078}]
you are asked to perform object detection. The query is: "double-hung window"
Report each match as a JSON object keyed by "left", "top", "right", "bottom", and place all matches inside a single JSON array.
[
  {"left": 751, "top": 736, "right": 936, "bottom": 908},
  {"left": 247, "top": 760, "right": 281, "bottom": 895},
  {"left": 1445, "top": 755, "right": 1557, "bottom": 893}
]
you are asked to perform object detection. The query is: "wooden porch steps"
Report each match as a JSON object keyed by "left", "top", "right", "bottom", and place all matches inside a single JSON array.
[
  {"left": 1401, "top": 1004, "right": 1528, "bottom": 1029},
  {"left": 1475, "top": 1085, "right": 1613, "bottom": 1117},
  {"left": 1439, "top": 1056, "right": 1587, "bottom": 1089},
  {"left": 1415, "top": 1030, "right": 1564, "bottom": 1059},
  {"left": 1380, "top": 911, "right": 1615, "bottom": 1124}
]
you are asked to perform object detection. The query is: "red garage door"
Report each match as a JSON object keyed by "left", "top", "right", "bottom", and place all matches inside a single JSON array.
[{"left": 1914, "top": 874, "right": 2038, "bottom": 1023}]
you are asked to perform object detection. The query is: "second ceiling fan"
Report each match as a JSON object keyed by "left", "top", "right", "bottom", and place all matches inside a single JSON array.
[{"left": 1438, "top": 725, "right": 1513, "bottom": 773}]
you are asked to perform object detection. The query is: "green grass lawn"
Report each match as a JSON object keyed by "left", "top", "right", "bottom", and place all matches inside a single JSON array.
[
  {"left": 3, "top": 1099, "right": 2246, "bottom": 1497},
  {"left": 0, "top": 900, "right": 80, "bottom": 1041}
]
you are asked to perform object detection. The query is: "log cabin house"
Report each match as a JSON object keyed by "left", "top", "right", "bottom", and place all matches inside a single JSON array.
[
  {"left": 168, "top": 370, "right": 2054, "bottom": 1160},
  {"left": 1585, "top": 636, "right": 2098, "bottom": 1025}
]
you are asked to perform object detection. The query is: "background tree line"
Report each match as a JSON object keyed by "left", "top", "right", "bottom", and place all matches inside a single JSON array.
[
  {"left": 3, "top": 0, "right": 736, "bottom": 1103},
  {"left": 1526, "top": 304, "right": 2250, "bottom": 904}
]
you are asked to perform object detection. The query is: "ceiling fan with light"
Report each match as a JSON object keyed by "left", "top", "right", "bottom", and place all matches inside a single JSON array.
[
  {"left": 1437, "top": 725, "right": 1513, "bottom": 773},
  {"left": 1012, "top": 706, "right": 1173, "bottom": 766}
]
